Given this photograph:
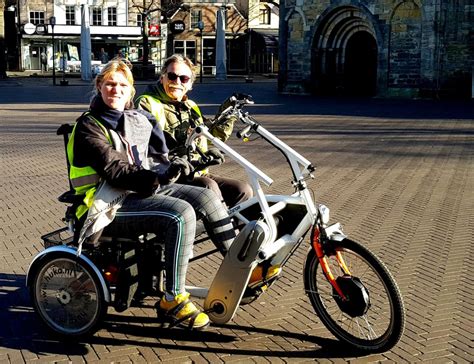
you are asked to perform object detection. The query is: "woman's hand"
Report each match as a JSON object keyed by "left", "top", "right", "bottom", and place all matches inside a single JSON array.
[{"left": 160, "top": 156, "right": 194, "bottom": 185}]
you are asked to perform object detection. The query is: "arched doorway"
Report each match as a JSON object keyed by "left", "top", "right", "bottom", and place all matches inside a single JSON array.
[
  {"left": 311, "top": 6, "right": 380, "bottom": 97},
  {"left": 344, "top": 31, "right": 377, "bottom": 96}
]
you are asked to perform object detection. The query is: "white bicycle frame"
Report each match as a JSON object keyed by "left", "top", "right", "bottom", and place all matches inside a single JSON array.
[{"left": 185, "top": 108, "right": 327, "bottom": 304}]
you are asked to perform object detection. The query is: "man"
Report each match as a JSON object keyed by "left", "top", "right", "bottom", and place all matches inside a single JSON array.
[
  {"left": 99, "top": 48, "right": 109, "bottom": 64},
  {"left": 136, "top": 54, "right": 280, "bottom": 289},
  {"left": 136, "top": 54, "right": 252, "bottom": 208}
]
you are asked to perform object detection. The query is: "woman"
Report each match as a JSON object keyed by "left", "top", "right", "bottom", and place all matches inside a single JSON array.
[{"left": 69, "top": 59, "right": 236, "bottom": 330}]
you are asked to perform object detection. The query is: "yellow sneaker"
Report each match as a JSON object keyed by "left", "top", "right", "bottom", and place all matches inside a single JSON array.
[
  {"left": 158, "top": 292, "right": 210, "bottom": 330},
  {"left": 248, "top": 264, "right": 282, "bottom": 289}
]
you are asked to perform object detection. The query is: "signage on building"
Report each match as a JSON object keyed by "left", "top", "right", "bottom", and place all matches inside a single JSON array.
[
  {"left": 149, "top": 24, "right": 160, "bottom": 36},
  {"left": 170, "top": 20, "right": 185, "bottom": 34},
  {"left": 23, "top": 23, "right": 36, "bottom": 35},
  {"left": 35, "top": 24, "right": 48, "bottom": 35}
]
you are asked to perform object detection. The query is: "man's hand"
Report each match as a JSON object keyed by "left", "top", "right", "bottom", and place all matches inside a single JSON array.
[
  {"left": 190, "top": 148, "right": 225, "bottom": 172},
  {"left": 205, "top": 147, "right": 225, "bottom": 166}
]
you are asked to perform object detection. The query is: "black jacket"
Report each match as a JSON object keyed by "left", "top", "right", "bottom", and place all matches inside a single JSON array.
[{"left": 72, "top": 96, "right": 168, "bottom": 195}]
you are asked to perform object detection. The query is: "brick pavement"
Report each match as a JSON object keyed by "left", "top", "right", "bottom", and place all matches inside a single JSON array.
[{"left": 0, "top": 79, "right": 473, "bottom": 363}]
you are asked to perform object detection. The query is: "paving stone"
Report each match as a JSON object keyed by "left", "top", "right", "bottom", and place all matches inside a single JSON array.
[{"left": 0, "top": 83, "right": 473, "bottom": 363}]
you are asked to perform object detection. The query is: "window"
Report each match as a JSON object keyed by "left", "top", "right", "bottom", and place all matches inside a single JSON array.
[
  {"left": 108, "top": 7, "right": 117, "bottom": 26},
  {"left": 190, "top": 9, "right": 202, "bottom": 29},
  {"left": 259, "top": 4, "right": 271, "bottom": 25},
  {"left": 174, "top": 40, "right": 196, "bottom": 64},
  {"left": 29, "top": 11, "right": 45, "bottom": 25},
  {"left": 203, "top": 38, "right": 215, "bottom": 67},
  {"left": 92, "top": 7, "right": 102, "bottom": 26},
  {"left": 137, "top": 13, "right": 143, "bottom": 27},
  {"left": 66, "top": 6, "right": 75, "bottom": 25}
]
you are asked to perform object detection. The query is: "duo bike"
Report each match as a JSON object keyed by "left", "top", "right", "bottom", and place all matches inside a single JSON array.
[{"left": 27, "top": 94, "right": 405, "bottom": 353}]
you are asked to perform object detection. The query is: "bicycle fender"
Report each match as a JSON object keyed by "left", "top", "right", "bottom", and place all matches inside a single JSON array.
[
  {"left": 26, "top": 245, "right": 111, "bottom": 303},
  {"left": 324, "top": 222, "right": 347, "bottom": 241},
  {"left": 204, "top": 220, "right": 269, "bottom": 324}
]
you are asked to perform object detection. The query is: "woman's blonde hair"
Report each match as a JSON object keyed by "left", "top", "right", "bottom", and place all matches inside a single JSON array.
[
  {"left": 94, "top": 58, "right": 135, "bottom": 108},
  {"left": 160, "top": 54, "right": 196, "bottom": 83}
]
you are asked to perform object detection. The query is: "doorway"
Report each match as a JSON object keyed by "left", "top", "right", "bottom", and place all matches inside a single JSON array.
[
  {"left": 344, "top": 31, "right": 377, "bottom": 96},
  {"left": 29, "top": 46, "right": 48, "bottom": 71}
]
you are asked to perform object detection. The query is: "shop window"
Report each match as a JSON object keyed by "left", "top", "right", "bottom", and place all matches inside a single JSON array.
[
  {"left": 66, "top": 6, "right": 75, "bottom": 25},
  {"left": 108, "top": 7, "right": 117, "bottom": 26},
  {"left": 190, "top": 9, "right": 202, "bottom": 29},
  {"left": 29, "top": 11, "right": 45, "bottom": 25},
  {"left": 259, "top": 4, "right": 271, "bottom": 25},
  {"left": 174, "top": 40, "right": 196, "bottom": 64},
  {"left": 92, "top": 7, "right": 102, "bottom": 26}
]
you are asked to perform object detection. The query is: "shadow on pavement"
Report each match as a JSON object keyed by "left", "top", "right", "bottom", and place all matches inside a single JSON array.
[
  {"left": 0, "top": 272, "right": 364, "bottom": 359},
  {"left": 0, "top": 80, "right": 472, "bottom": 120}
]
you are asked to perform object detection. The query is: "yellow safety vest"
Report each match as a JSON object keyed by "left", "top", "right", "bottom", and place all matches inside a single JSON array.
[{"left": 67, "top": 113, "right": 112, "bottom": 218}]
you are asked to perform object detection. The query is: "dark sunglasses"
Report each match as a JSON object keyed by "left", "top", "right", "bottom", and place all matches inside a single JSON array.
[{"left": 167, "top": 72, "right": 191, "bottom": 84}]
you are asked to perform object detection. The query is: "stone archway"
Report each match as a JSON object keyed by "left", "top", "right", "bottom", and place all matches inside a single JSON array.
[{"left": 311, "top": 6, "right": 379, "bottom": 96}]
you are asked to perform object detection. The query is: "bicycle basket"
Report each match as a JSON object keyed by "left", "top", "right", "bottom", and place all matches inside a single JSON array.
[{"left": 41, "top": 227, "right": 74, "bottom": 249}]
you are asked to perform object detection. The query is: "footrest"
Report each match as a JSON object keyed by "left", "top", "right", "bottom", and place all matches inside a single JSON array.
[{"left": 204, "top": 220, "right": 269, "bottom": 324}]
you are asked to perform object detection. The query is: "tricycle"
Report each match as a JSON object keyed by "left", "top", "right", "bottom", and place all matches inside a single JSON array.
[{"left": 27, "top": 94, "right": 405, "bottom": 352}]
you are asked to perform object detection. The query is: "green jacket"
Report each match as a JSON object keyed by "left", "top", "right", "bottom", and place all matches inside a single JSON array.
[{"left": 136, "top": 83, "right": 235, "bottom": 169}]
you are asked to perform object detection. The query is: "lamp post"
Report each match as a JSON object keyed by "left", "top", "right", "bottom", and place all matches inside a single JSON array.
[
  {"left": 197, "top": 20, "right": 204, "bottom": 83},
  {"left": 49, "top": 16, "right": 56, "bottom": 86}
]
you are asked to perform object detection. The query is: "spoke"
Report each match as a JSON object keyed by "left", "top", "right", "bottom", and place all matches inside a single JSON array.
[{"left": 363, "top": 314, "right": 378, "bottom": 339}]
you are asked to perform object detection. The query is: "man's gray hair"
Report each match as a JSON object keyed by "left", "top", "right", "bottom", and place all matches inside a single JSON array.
[{"left": 160, "top": 54, "right": 196, "bottom": 83}]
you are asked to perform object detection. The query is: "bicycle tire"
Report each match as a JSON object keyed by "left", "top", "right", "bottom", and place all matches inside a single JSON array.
[
  {"left": 304, "top": 238, "right": 405, "bottom": 352},
  {"left": 29, "top": 252, "right": 107, "bottom": 337}
]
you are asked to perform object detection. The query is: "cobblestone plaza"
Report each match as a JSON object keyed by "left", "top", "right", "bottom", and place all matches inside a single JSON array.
[{"left": 0, "top": 78, "right": 473, "bottom": 362}]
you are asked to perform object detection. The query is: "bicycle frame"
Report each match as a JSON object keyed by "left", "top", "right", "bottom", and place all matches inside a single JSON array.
[{"left": 185, "top": 104, "right": 350, "bottom": 315}]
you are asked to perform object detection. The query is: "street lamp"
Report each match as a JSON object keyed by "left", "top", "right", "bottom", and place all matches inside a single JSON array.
[
  {"left": 196, "top": 20, "right": 204, "bottom": 83},
  {"left": 49, "top": 16, "right": 56, "bottom": 86}
]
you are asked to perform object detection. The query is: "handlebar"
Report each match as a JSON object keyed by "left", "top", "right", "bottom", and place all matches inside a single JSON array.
[{"left": 236, "top": 124, "right": 252, "bottom": 140}]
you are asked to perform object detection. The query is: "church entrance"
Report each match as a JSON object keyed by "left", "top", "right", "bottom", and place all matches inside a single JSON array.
[
  {"left": 344, "top": 31, "right": 377, "bottom": 96},
  {"left": 311, "top": 6, "right": 379, "bottom": 97}
]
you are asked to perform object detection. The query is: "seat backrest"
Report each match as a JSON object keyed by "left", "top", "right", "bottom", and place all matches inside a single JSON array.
[{"left": 56, "top": 123, "right": 74, "bottom": 191}]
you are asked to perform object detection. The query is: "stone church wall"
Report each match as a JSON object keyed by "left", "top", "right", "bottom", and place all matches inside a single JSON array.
[{"left": 279, "top": 0, "right": 474, "bottom": 98}]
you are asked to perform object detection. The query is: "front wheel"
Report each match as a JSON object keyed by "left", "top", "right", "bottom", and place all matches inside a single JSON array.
[
  {"left": 29, "top": 252, "right": 107, "bottom": 337},
  {"left": 304, "top": 238, "right": 405, "bottom": 352}
]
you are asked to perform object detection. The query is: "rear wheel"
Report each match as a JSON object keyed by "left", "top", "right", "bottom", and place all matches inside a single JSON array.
[
  {"left": 30, "top": 252, "right": 107, "bottom": 337},
  {"left": 304, "top": 238, "right": 405, "bottom": 352}
]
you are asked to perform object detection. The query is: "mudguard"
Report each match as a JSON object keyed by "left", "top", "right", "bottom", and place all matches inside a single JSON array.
[
  {"left": 204, "top": 220, "right": 269, "bottom": 323},
  {"left": 26, "top": 245, "right": 111, "bottom": 303}
]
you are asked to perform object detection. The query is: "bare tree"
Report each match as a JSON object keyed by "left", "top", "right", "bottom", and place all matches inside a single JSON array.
[{"left": 130, "top": 0, "right": 184, "bottom": 76}]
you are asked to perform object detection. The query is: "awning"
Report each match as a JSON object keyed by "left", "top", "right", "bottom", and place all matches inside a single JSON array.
[{"left": 250, "top": 29, "right": 279, "bottom": 49}]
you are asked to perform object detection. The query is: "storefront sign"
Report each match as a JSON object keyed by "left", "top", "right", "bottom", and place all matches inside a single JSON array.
[
  {"left": 23, "top": 22, "right": 36, "bottom": 35},
  {"left": 35, "top": 24, "right": 48, "bottom": 35},
  {"left": 149, "top": 24, "right": 160, "bottom": 36},
  {"left": 170, "top": 20, "right": 185, "bottom": 34}
]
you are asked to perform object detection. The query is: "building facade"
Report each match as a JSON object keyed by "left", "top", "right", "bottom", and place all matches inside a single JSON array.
[
  {"left": 279, "top": 0, "right": 474, "bottom": 98},
  {"left": 2, "top": 0, "right": 279, "bottom": 76},
  {"left": 168, "top": 1, "right": 248, "bottom": 75},
  {"left": 9, "top": 0, "right": 163, "bottom": 72}
]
